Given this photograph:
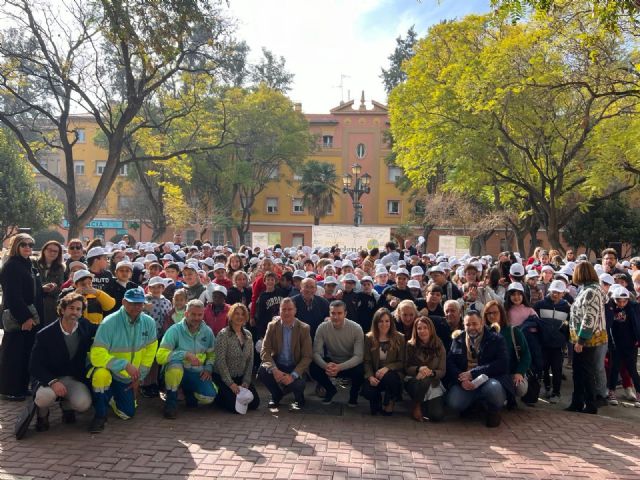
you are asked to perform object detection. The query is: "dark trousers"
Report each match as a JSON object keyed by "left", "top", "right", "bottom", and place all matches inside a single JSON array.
[
  {"left": 0, "top": 330, "right": 36, "bottom": 396},
  {"left": 608, "top": 347, "right": 640, "bottom": 392},
  {"left": 405, "top": 377, "right": 445, "bottom": 421},
  {"left": 211, "top": 373, "right": 260, "bottom": 413},
  {"left": 309, "top": 360, "right": 364, "bottom": 402},
  {"left": 360, "top": 370, "right": 403, "bottom": 409},
  {"left": 543, "top": 347, "right": 564, "bottom": 395},
  {"left": 257, "top": 363, "right": 306, "bottom": 404},
  {"left": 570, "top": 345, "right": 598, "bottom": 411}
]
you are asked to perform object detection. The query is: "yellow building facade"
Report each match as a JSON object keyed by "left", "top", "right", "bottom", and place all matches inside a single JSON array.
[
  {"left": 35, "top": 99, "right": 415, "bottom": 245},
  {"left": 247, "top": 96, "right": 415, "bottom": 247}
]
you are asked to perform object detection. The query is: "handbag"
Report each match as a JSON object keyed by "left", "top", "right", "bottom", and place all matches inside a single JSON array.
[
  {"left": 424, "top": 382, "right": 446, "bottom": 401},
  {"left": 510, "top": 326, "right": 540, "bottom": 404},
  {"left": 2, "top": 305, "right": 40, "bottom": 332}
]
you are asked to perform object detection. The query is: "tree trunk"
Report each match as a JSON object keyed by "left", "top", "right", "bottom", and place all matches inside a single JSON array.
[{"left": 314, "top": 216, "right": 320, "bottom": 226}]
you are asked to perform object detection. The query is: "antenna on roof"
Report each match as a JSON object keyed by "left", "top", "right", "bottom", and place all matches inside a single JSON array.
[{"left": 333, "top": 74, "right": 350, "bottom": 104}]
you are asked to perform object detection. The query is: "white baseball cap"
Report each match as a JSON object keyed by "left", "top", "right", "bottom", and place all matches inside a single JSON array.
[
  {"left": 323, "top": 276, "right": 338, "bottom": 285},
  {"left": 342, "top": 273, "right": 358, "bottom": 283},
  {"left": 599, "top": 273, "right": 614, "bottom": 285},
  {"left": 235, "top": 386, "right": 254, "bottom": 414},
  {"left": 396, "top": 268, "right": 410, "bottom": 277},
  {"left": 86, "top": 247, "right": 108, "bottom": 260},
  {"left": 148, "top": 276, "right": 166, "bottom": 288},
  {"left": 407, "top": 279, "right": 421, "bottom": 289},
  {"left": 509, "top": 263, "right": 525, "bottom": 277},
  {"left": 506, "top": 282, "right": 525, "bottom": 293},
  {"left": 548, "top": 280, "right": 567, "bottom": 293},
  {"left": 411, "top": 266, "right": 424, "bottom": 277},
  {"left": 73, "top": 269, "right": 93, "bottom": 283}
]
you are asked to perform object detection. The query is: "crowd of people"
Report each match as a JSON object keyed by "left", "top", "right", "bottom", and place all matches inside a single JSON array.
[{"left": 1, "top": 232, "right": 639, "bottom": 436}]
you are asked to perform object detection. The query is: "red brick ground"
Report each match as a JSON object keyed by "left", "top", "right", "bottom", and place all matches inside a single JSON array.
[{"left": 1, "top": 393, "right": 639, "bottom": 480}]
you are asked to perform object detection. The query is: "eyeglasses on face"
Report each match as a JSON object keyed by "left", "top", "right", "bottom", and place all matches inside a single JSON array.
[
  {"left": 19, "top": 242, "right": 35, "bottom": 248},
  {"left": 485, "top": 310, "right": 500, "bottom": 316},
  {"left": 68, "top": 245, "right": 83, "bottom": 250}
]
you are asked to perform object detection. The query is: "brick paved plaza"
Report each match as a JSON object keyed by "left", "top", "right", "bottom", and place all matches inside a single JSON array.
[{"left": 1, "top": 380, "right": 640, "bottom": 480}]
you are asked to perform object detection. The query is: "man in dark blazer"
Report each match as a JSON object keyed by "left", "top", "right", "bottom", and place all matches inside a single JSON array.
[
  {"left": 258, "top": 297, "right": 313, "bottom": 411},
  {"left": 29, "top": 292, "right": 97, "bottom": 432}
]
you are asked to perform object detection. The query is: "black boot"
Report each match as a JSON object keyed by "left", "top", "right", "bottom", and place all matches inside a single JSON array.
[{"left": 35, "top": 413, "right": 49, "bottom": 432}]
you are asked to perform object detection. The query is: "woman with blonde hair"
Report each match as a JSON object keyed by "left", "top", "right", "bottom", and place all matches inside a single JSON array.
[
  {"left": 394, "top": 299, "right": 419, "bottom": 338},
  {"left": 361, "top": 308, "right": 406, "bottom": 415},
  {"left": 0, "top": 233, "right": 44, "bottom": 400},
  {"left": 213, "top": 303, "right": 260, "bottom": 413}
]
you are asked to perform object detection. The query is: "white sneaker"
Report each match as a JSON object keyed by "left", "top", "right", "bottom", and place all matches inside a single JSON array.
[
  {"left": 635, "top": 392, "right": 640, "bottom": 408},
  {"left": 549, "top": 394, "right": 560, "bottom": 404},
  {"left": 624, "top": 386, "right": 636, "bottom": 401},
  {"left": 607, "top": 390, "right": 619, "bottom": 406}
]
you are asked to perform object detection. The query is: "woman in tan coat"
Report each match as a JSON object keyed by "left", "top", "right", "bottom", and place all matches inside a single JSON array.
[
  {"left": 362, "top": 308, "right": 406, "bottom": 415},
  {"left": 405, "top": 316, "right": 447, "bottom": 422}
]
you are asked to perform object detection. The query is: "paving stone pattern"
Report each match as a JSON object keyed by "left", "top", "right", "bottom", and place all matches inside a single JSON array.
[{"left": 1, "top": 387, "right": 640, "bottom": 480}]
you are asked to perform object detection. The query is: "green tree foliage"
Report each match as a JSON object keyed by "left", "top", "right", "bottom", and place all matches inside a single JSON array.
[
  {"left": 491, "top": 0, "right": 640, "bottom": 30},
  {"left": 380, "top": 26, "right": 418, "bottom": 95},
  {"left": 298, "top": 161, "right": 339, "bottom": 226},
  {"left": 0, "top": 129, "right": 63, "bottom": 240},
  {"left": 172, "top": 85, "right": 313, "bottom": 242},
  {"left": 562, "top": 197, "right": 640, "bottom": 256},
  {"left": 0, "top": 0, "right": 234, "bottom": 239},
  {"left": 389, "top": 7, "right": 640, "bottom": 251},
  {"left": 250, "top": 48, "right": 295, "bottom": 93}
]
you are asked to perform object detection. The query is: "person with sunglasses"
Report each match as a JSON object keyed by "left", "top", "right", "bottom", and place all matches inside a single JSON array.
[
  {"left": 65, "top": 239, "right": 85, "bottom": 270},
  {"left": 0, "top": 234, "right": 45, "bottom": 401}
]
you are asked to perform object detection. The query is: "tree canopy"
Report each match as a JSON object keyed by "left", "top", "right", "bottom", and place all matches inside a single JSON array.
[
  {"left": 0, "top": 0, "right": 235, "bottom": 239},
  {"left": 389, "top": 5, "right": 640, "bottom": 251},
  {"left": 0, "top": 128, "right": 63, "bottom": 241}
]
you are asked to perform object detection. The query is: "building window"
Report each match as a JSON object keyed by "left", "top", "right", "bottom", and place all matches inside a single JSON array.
[
  {"left": 387, "top": 200, "right": 400, "bottom": 215},
  {"left": 119, "top": 164, "right": 128, "bottom": 176},
  {"left": 414, "top": 200, "right": 426, "bottom": 215},
  {"left": 322, "top": 135, "right": 333, "bottom": 148},
  {"left": 74, "top": 161, "right": 85, "bottom": 175},
  {"left": 293, "top": 172, "right": 302, "bottom": 181},
  {"left": 268, "top": 166, "right": 279, "bottom": 179},
  {"left": 96, "top": 161, "right": 106, "bottom": 175},
  {"left": 388, "top": 166, "right": 403, "bottom": 182},
  {"left": 185, "top": 230, "right": 197, "bottom": 245},
  {"left": 356, "top": 143, "right": 366, "bottom": 159},
  {"left": 118, "top": 195, "right": 132, "bottom": 210},
  {"left": 211, "top": 230, "right": 225, "bottom": 246},
  {"left": 292, "top": 198, "right": 304, "bottom": 214},
  {"left": 266, "top": 198, "right": 279, "bottom": 214},
  {"left": 76, "top": 129, "right": 86, "bottom": 143},
  {"left": 292, "top": 234, "right": 304, "bottom": 247}
]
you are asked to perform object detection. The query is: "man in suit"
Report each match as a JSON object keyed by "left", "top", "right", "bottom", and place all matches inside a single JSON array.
[
  {"left": 29, "top": 292, "right": 97, "bottom": 432},
  {"left": 258, "top": 297, "right": 313, "bottom": 411}
]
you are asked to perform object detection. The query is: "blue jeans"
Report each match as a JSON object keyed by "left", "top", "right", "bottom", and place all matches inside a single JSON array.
[{"left": 446, "top": 379, "right": 506, "bottom": 413}]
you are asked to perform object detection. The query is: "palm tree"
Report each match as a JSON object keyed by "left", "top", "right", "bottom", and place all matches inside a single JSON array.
[{"left": 298, "top": 160, "right": 339, "bottom": 226}]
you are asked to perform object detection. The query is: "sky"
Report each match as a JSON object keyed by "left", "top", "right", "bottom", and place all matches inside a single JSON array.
[{"left": 227, "top": 0, "right": 492, "bottom": 113}]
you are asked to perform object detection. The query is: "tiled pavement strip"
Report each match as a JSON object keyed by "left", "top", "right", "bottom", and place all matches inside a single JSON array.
[
  {"left": 1, "top": 327, "right": 639, "bottom": 480},
  {"left": 1, "top": 372, "right": 639, "bottom": 480}
]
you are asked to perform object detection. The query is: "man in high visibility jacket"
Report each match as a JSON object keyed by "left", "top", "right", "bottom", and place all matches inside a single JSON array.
[
  {"left": 156, "top": 299, "right": 217, "bottom": 419},
  {"left": 88, "top": 287, "right": 157, "bottom": 433}
]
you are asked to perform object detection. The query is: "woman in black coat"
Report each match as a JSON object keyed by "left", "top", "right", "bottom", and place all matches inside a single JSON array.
[{"left": 0, "top": 233, "right": 44, "bottom": 400}]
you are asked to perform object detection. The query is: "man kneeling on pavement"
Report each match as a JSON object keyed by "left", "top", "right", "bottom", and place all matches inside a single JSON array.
[
  {"left": 445, "top": 310, "right": 512, "bottom": 428},
  {"left": 29, "top": 293, "right": 97, "bottom": 432},
  {"left": 258, "top": 297, "right": 313, "bottom": 410},
  {"left": 156, "top": 299, "right": 217, "bottom": 419},
  {"left": 88, "top": 287, "right": 158, "bottom": 433}
]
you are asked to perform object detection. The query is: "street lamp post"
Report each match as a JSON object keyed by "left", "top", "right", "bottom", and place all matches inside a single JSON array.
[{"left": 342, "top": 163, "right": 371, "bottom": 227}]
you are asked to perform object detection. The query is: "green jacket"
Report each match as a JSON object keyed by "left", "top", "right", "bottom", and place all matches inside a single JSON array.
[{"left": 156, "top": 319, "right": 215, "bottom": 373}]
